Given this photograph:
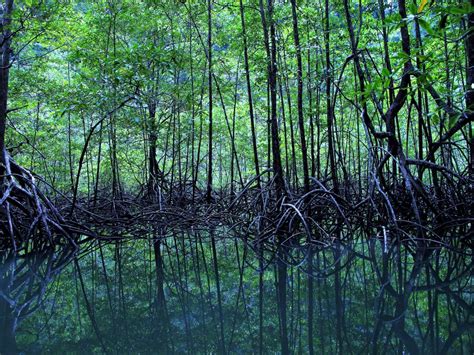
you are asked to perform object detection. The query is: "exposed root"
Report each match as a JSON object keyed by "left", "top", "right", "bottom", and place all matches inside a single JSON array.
[
  {"left": 64, "top": 169, "right": 473, "bottom": 254},
  {"left": 0, "top": 149, "right": 77, "bottom": 251},
  {"left": 1, "top": 143, "right": 472, "bottom": 253}
]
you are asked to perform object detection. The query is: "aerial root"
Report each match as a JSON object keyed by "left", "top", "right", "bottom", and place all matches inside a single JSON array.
[
  {"left": 64, "top": 171, "right": 474, "bottom": 255},
  {"left": 2, "top": 144, "right": 471, "bottom": 253},
  {"left": 0, "top": 149, "right": 77, "bottom": 251}
]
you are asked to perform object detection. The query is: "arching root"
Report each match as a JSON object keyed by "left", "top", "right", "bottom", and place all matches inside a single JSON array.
[{"left": 0, "top": 149, "right": 76, "bottom": 251}]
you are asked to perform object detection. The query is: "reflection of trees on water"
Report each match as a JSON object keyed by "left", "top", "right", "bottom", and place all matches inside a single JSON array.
[
  {"left": 0, "top": 247, "right": 76, "bottom": 353},
  {"left": 365, "top": 240, "right": 473, "bottom": 354},
  {"left": 262, "top": 237, "right": 473, "bottom": 354},
  {"left": 3, "top": 233, "right": 473, "bottom": 354}
]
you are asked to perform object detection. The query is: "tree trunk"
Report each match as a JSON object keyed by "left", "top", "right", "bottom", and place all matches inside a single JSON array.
[
  {"left": 239, "top": 0, "right": 261, "bottom": 189},
  {"left": 206, "top": 0, "right": 213, "bottom": 202},
  {"left": 0, "top": 0, "right": 14, "bottom": 158},
  {"left": 290, "top": 0, "right": 310, "bottom": 192},
  {"left": 466, "top": 0, "right": 474, "bottom": 231},
  {"left": 325, "top": 0, "right": 338, "bottom": 191},
  {"left": 267, "top": 0, "right": 284, "bottom": 196}
]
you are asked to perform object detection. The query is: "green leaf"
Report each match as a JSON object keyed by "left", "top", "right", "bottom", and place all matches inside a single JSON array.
[
  {"left": 448, "top": 113, "right": 462, "bottom": 130},
  {"left": 444, "top": 4, "right": 473, "bottom": 15},
  {"left": 418, "top": 18, "right": 436, "bottom": 36}
]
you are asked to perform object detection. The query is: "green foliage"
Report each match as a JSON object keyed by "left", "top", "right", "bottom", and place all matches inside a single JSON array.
[{"left": 3, "top": 0, "right": 471, "bottom": 195}]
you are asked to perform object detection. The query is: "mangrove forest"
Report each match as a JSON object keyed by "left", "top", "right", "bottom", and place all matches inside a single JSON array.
[{"left": 0, "top": 0, "right": 473, "bottom": 353}]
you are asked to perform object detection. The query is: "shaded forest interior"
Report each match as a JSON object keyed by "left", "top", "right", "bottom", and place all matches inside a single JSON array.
[
  {"left": 0, "top": 0, "right": 473, "bottom": 247},
  {"left": 0, "top": 1, "right": 473, "bottom": 354}
]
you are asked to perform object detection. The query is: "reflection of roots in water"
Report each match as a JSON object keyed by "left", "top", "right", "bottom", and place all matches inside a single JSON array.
[
  {"left": 0, "top": 247, "right": 76, "bottom": 352},
  {"left": 3, "top": 230, "right": 469, "bottom": 354},
  {"left": 238, "top": 235, "right": 473, "bottom": 354},
  {"left": 80, "top": 234, "right": 473, "bottom": 354}
]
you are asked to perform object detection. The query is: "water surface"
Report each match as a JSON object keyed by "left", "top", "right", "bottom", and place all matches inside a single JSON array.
[{"left": 1, "top": 231, "right": 473, "bottom": 354}]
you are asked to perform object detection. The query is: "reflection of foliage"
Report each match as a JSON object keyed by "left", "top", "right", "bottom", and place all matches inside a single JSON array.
[
  {"left": 12, "top": 233, "right": 473, "bottom": 353},
  {"left": 0, "top": 247, "right": 76, "bottom": 352}
]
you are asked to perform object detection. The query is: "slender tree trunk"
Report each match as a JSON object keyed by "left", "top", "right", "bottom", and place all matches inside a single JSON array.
[
  {"left": 206, "top": 0, "right": 213, "bottom": 202},
  {"left": 290, "top": 0, "right": 309, "bottom": 192},
  {"left": 466, "top": 0, "right": 474, "bottom": 228},
  {"left": 378, "top": 0, "right": 394, "bottom": 105},
  {"left": 280, "top": 46, "right": 298, "bottom": 187},
  {"left": 93, "top": 120, "right": 103, "bottom": 206},
  {"left": 239, "top": 0, "right": 261, "bottom": 189},
  {"left": 306, "top": 29, "right": 316, "bottom": 179},
  {"left": 466, "top": 0, "right": 474, "bottom": 180},
  {"left": 279, "top": 75, "right": 291, "bottom": 181},
  {"left": 148, "top": 102, "right": 160, "bottom": 198},
  {"left": 325, "top": 0, "right": 338, "bottom": 190},
  {"left": 108, "top": 10, "right": 121, "bottom": 201},
  {"left": 259, "top": 0, "right": 284, "bottom": 195},
  {"left": 0, "top": 0, "right": 14, "bottom": 159},
  {"left": 268, "top": 0, "right": 284, "bottom": 195},
  {"left": 189, "top": 17, "right": 197, "bottom": 200}
]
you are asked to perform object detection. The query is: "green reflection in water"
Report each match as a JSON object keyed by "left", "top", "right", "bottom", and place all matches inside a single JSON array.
[{"left": 1, "top": 231, "right": 473, "bottom": 354}]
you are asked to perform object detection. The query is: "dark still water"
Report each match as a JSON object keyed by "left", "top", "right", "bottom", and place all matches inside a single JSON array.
[{"left": 1, "top": 231, "right": 473, "bottom": 354}]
